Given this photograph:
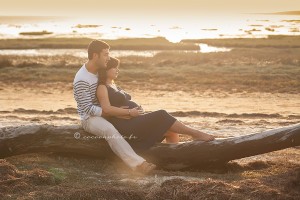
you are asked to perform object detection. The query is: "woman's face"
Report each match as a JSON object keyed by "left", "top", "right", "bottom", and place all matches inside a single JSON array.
[{"left": 106, "top": 66, "right": 119, "bottom": 80}]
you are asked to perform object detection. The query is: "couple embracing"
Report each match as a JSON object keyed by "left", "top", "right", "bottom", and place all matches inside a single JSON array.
[{"left": 73, "top": 40, "right": 215, "bottom": 174}]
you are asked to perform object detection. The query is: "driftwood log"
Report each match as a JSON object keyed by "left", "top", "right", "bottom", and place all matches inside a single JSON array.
[{"left": 0, "top": 123, "right": 299, "bottom": 170}]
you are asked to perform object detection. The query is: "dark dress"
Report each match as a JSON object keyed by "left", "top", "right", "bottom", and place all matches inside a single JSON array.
[{"left": 104, "top": 84, "right": 177, "bottom": 152}]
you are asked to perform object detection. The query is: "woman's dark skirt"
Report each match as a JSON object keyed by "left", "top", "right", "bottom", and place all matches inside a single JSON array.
[{"left": 108, "top": 109, "right": 177, "bottom": 152}]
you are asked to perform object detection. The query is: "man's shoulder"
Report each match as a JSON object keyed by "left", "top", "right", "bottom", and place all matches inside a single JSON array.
[{"left": 73, "top": 65, "right": 88, "bottom": 84}]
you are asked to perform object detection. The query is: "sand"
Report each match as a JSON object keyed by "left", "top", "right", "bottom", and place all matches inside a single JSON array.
[{"left": 0, "top": 36, "right": 299, "bottom": 199}]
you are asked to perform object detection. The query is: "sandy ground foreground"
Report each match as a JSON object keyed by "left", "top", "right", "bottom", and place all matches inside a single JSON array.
[
  {"left": 0, "top": 149, "right": 299, "bottom": 199},
  {"left": 0, "top": 84, "right": 299, "bottom": 199}
]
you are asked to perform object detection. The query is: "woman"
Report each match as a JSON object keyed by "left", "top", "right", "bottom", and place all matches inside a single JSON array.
[{"left": 96, "top": 57, "right": 215, "bottom": 150}]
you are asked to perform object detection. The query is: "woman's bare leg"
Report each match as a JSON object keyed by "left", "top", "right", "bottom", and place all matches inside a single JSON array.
[
  {"left": 169, "top": 120, "right": 215, "bottom": 141},
  {"left": 164, "top": 131, "right": 180, "bottom": 143}
]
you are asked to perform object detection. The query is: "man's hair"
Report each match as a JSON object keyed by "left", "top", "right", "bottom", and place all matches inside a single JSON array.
[{"left": 87, "top": 40, "right": 110, "bottom": 60}]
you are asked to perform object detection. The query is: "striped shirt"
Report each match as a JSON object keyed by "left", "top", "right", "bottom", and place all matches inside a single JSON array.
[{"left": 73, "top": 64, "right": 102, "bottom": 120}]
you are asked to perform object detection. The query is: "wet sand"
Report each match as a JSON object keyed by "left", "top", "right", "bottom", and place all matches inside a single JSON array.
[{"left": 0, "top": 83, "right": 299, "bottom": 137}]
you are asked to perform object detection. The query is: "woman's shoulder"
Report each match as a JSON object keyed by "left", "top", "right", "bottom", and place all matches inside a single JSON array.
[
  {"left": 106, "top": 84, "right": 121, "bottom": 91},
  {"left": 97, "top": 84, "right": 108, "bottom": 92}
]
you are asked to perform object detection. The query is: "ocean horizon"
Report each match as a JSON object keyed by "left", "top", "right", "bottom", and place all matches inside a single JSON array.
[{"left": 0, "top": 13, "right": 299, "bottom": 43}]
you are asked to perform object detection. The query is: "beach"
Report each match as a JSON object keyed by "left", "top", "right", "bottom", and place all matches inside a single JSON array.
[{"left": 0, "top": 35, "right": 299, "bottom": 199}]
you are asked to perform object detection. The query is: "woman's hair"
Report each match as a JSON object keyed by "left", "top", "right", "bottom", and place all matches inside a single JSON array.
[{"left": 98, "top": 57, "right": 120, "bottom": 85}]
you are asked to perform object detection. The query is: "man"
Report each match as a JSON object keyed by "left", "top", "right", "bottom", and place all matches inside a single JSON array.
[{"left": 73, "top": 40, "right": 155, "bottom": 173}]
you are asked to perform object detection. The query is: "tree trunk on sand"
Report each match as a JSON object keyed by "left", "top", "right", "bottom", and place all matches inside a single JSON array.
[{"left": 0, "top": 123, "right": 299, "bottom": 170}]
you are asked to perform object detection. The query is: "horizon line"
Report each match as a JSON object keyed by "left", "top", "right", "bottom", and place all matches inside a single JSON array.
[{"left": 0, "top": 10, "right": 299, "bottom": 17}]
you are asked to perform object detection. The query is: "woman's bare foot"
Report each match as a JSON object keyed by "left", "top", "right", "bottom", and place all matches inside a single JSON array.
[
  {"left": 135, "top": 161, "right": 156, "bottom": 174},
  {"left": 192, "top": 132, "right": 215, "bottom": 142}
]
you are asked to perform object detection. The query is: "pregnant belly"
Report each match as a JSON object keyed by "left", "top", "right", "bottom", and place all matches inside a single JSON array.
[{"left": 126, "top": 100, "right": 139, "bottom": 108}]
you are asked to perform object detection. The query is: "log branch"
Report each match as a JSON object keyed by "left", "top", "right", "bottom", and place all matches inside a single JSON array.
[{"left": 0, "top": 123, "right": 299, "bottom": 170}]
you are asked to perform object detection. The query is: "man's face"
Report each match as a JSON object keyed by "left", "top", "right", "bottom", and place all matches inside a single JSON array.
[{"left": 95, "top": 48, "right": 110, "bottom": 69}]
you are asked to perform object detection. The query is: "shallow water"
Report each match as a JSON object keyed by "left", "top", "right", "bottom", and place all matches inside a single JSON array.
[
  {"left": 0, "top": 44, "right": 232, "bottom": 57},
  {"left": 0, "top": 14, "right": 299, "bottom": 42}
]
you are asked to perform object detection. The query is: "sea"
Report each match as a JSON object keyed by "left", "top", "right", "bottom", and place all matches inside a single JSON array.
[{"left": 0, "top": 14, "right": 299, "bottom": 56}]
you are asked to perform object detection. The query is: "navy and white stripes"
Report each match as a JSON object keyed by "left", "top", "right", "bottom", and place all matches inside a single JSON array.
[{"left": 73, "top": 64, "right": 102, "bottom": 120}]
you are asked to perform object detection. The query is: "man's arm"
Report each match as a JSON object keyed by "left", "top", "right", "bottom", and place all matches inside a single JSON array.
[{"left": 73, "top": 80, "right": 103, "bottom": 117}]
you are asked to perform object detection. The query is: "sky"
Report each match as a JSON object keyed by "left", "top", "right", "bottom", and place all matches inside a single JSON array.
[{"left": 0, "top": 0, "right": 299, "bottom": 18}]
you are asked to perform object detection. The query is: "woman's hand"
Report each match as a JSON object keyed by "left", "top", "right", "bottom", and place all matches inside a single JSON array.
[
  {"left": 129, "top": 107, "right": 144, "bottom": 117},
  {"left": 138, "top": 104, "right": 144, "bottom": 112},
  {"left": 114, "top": 106, "right": 144, "bottom": 119}
]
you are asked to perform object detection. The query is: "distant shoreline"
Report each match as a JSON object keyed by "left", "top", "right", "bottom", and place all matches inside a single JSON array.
[{"left": 0, "top": 35, "right": 300, "bottom": 50}]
